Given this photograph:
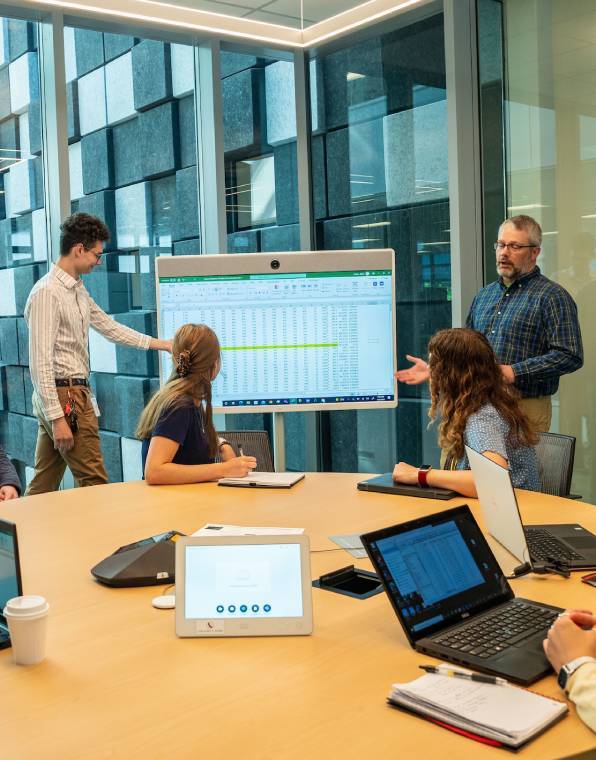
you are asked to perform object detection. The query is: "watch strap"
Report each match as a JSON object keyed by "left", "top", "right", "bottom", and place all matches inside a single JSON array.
[
  {"left": 558, "top": 656, "right": 596, "bottom": 691},
  {"left": 417, "top": 466, "right": 431, "bottom": 488}
]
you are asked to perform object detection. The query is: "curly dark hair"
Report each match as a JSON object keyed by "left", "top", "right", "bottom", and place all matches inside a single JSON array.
[
  {"left": 60, "top": 212, "right": 110, "bottom": 256},
  {"left": 427, "top": 328, "right": 538, "bottom": 461}
]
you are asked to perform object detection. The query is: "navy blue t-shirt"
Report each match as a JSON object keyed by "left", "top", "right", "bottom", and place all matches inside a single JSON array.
[{"left": 141, "top": 401, "right": 213, "bottom": 476}]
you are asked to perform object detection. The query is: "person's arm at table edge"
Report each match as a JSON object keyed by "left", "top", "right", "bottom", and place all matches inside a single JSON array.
[
  {"left": 393, "top": 451, "right": 508, "bottom": 498},
  {"left": 144, "top": 436, "right": 256, "bottom": 485},
  {"left": 0, "top": 445, "right": 21, "bottom": 498}
]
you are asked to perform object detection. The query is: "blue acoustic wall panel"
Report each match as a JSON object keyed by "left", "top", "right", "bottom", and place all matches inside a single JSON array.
[
  {"left": 81, "top": 128, "right": 114, "bottom": 194},
  {"left": 131, "top": 39, "right": 172, "bottom": 111}
]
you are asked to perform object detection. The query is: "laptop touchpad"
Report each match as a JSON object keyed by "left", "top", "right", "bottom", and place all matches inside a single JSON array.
[{"left": 565, "top": 536, "right": 595, "bottom": 549}]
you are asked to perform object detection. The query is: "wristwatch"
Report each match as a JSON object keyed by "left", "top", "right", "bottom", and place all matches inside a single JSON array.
[
  {"left": 418, "top": 465, "right": 432, "bottom": 488},
  {"left": 557, "top": 656, "right": 596, "bottom": 691}
]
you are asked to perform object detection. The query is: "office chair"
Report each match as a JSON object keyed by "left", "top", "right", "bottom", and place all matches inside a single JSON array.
[
  {"left": 535, "top": 432, "right": 581, "bottom": 499},
  {"left": 216, "top": 430, "right": 275, "bottom": 472}
]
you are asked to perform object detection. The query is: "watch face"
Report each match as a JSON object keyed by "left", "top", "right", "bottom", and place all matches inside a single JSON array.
[{"left": 557, "top": 667, "right": 568, "bottom": 690}]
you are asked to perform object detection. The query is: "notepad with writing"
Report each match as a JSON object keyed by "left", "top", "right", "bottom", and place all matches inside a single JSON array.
[{"left": 388, "top": 672, "right": 568, "bottom": 749}]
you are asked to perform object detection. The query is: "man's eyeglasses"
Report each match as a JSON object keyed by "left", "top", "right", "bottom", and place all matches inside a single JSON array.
[
  {"left": 494, "top": 241, "right": 537, "bottom": 252},
  {"left": 82, "top": 245, "right": 103, "bottom": 262}
]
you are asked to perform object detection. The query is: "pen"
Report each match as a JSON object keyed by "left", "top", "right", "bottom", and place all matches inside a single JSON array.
[
  {"left": 238, "top": 444, "right": 244, "bottom": 457},
  {"left": 419, "top": 665, "right": 508, "bottom": 686}
]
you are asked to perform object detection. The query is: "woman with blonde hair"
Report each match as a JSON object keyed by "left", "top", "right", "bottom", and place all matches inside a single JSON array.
[
  {"left": 137, "top": 323, "right": 256, "bottom": 485},
  {"left": 392, "top": 328, "right": 540, "bottom": 497}
]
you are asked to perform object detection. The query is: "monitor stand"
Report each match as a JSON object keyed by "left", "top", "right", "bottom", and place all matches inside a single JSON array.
[{"left": 272, "top": 412, "right": 285, "bottom": 472}]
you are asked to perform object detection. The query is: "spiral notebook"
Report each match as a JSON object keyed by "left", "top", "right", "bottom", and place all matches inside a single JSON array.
[{"left": 388, "top": 670, "right": 567, "bottom": 749}]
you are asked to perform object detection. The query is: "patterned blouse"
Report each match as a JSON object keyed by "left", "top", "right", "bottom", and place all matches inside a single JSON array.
[{"left": 455, "top": 403, "right": 540, "bottom": 491}]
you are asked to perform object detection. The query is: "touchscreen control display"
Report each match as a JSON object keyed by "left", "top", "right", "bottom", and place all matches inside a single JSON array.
[{"left": 184, "top": 543, "right": 304, "bottom": 619}]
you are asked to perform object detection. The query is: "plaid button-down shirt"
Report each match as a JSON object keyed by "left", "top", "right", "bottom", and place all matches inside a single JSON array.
[{"left": 466, "top": 267, "right": 583, "bottom": 398}]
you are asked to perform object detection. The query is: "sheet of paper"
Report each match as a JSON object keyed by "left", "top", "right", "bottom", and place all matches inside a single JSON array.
[
  {"left": 329, "top": 534, "right": 367, "bottom": 558},
  {"left": 193, "top": 524, "right": 304, "bottom": 537}
]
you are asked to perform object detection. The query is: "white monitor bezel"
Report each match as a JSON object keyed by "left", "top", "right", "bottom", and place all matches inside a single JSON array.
[
  {"left": 155, "top": 250, "right": 398, "bottom": 413},
  {"left": 175, "top": 534, "right": 313, "bottom": 638}
]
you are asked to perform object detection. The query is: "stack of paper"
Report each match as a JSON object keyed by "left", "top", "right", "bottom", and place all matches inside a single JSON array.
[{"left": 388, "top": 672, "right": 567, "bottom": 748}]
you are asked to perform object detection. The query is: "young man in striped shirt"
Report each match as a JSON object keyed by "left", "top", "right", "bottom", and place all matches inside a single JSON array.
[{"left": 24, "top": 213, "right": 172, "bottom": 495}]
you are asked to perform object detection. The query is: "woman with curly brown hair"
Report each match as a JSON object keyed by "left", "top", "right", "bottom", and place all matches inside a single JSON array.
[
  {"left": 137, "top": 323, "right": 256, "bottom": 485},
  {"left": 392, "top": 328, "right": 540, "bottom": 497}
]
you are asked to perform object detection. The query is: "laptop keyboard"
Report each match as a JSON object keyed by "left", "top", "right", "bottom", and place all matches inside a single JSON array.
[
  {"left": 524, "top": 527, "right": 584, "bottom": 562},
  {"left": 432, "top": 600, "right": 559, "bottom": 659}
]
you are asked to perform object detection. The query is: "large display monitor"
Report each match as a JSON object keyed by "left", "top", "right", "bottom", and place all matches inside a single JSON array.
[{"left": 156, "top": 250, "right": 397, "bottom": 414}]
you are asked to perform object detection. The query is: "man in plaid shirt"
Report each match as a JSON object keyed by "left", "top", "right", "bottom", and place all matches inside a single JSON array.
[{"left": 397, "top": 215, "right": 583, "bottom": 432}]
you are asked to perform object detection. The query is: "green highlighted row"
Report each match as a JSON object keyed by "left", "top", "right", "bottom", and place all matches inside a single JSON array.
[{"left": 222, "top": 343, "right": 338, "bottom": 351}]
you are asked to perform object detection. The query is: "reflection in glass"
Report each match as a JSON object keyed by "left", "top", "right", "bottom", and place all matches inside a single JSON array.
[
  {"left": 64, "top": 27, "right": 201, "bottom": 484},
  {"left": 309, "top": 12, "right": 451, "bottom": 473}
]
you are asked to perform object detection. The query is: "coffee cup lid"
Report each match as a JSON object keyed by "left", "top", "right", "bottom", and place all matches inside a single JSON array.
[{"left": 3, "top": 595, "right": 49, "bottom": 617}]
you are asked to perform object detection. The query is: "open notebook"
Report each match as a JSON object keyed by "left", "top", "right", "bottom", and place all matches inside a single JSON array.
[{"left": 388, "top": 670, "right": 567, "bottom": 749}]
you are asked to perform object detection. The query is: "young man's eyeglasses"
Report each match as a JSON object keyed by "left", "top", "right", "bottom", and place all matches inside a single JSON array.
[
  {"left": 494, "top": 241, "right": 537, "bottom": 252},
  {"left": 80, "top": 244, "right": 103, "bottom": 262}
]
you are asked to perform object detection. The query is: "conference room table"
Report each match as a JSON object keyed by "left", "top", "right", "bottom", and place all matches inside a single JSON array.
[{"left": 1, "top": 473, "right": 596, "bottom": 760}]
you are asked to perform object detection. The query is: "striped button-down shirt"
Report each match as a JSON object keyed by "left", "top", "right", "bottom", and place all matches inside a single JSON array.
[
  {"left": 466, "top": 267, "right": 583, "bottom": 398},
  {"left": 25, "top": 265, "right": 152, "bottom": 420}
]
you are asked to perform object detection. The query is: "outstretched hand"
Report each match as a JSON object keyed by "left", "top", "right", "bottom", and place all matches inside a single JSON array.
[{"left": 395, "top": 355, "right": 430, "bottom": 385}]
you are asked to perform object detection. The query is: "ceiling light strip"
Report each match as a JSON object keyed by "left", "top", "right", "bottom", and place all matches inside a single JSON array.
[{"left": 16, "top": 0, "right": 431, "bottom": 48}]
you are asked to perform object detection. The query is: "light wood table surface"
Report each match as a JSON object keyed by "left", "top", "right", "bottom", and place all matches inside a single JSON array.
[{"left": 1, "top": 474, "right": 595, "bottom": 760}]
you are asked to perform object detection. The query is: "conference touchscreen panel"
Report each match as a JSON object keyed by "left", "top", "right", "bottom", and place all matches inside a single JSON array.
[
  {"left": 184, "top": 543, "right": 304, "bottom": 620},
  {"left": 156, "top": 251, "right": 397, "bottom": 413}
]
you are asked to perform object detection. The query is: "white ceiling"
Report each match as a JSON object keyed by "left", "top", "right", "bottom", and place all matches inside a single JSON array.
[
  {"left": 15, "top": 0, "right": 431, "bottom": 48},
  {"left": 149, "top": 0, "right": 369, "bottom": 29}
]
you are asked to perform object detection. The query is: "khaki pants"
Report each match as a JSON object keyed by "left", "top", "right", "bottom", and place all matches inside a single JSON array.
[
  {"left": 25, "top": 386, "right": 108, "bottom": 496},
  {"left": 517, "top": 395, "right": 552, "bottom": 435}
]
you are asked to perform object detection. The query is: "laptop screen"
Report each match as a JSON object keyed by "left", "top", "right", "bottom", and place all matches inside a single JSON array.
[
  {"left": 0, "top": 520, "right": 21, "bottom": 628},
  {"left": 184, "top": 542, "right": 304, "bottom": 619},
  {"left": 362, "top": 506, "right": 512, "bottom": 642}
]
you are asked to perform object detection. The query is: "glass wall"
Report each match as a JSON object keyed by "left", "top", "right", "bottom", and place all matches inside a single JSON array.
[
  {"left": 0, "top": 10, "right": 456, "bottom": 485},
  {"left": 309, "top": 12, "right": 451, "bottom": 472},
  {"left": 221, "top": 50, "right": 301, "bottom": 255},
  {"left": 65, "top": 26, "right": 200, "bottom": 482},
  {"left": 220, "top": 49, "right": 303, "bottom": 465},
  {"left": 496, "top": 0, "right": 596, "bottom": 501},
  {"left": 0, "top": 17, "right": 48, "bottom": 490}
]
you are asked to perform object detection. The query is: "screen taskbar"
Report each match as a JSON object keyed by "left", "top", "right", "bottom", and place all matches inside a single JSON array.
[{"left": 221, "top": 395, "right": 394, "bottom": 407}]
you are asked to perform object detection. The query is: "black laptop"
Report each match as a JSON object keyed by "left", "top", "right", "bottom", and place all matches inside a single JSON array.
[
  {"left": 361, "top": 505, "right": 563, "bottom": 685},
  {"left": 357, "top": 473, "right": 457, "bottom": 500},
  {"left": 0, "top": 519, "right": 22, "bottom": 649}
]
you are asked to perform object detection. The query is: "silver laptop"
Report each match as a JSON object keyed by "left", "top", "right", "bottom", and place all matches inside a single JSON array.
[
  {"left": 466, "top": 445, "right": 596, "bottom": 569},
  {"left": 0, "top": 520, "right": 22, "bottom": 649}
]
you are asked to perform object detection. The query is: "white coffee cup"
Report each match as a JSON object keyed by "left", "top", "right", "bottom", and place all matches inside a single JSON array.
[{"left": 3, "top": 595, "right": 50, "bottom": 666}]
